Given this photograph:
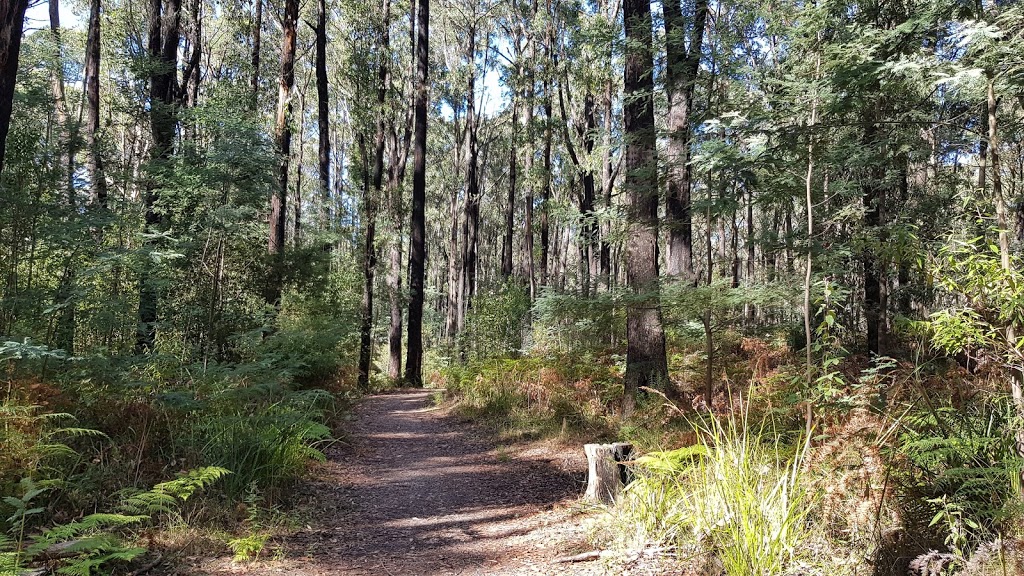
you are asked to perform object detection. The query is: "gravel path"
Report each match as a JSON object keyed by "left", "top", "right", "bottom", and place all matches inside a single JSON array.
[{"left": 180, "top": 390, "right": 613, "bottom": 575}]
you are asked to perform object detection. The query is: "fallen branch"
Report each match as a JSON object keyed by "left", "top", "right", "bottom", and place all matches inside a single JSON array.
[
  {"left": 552, "top": 550, "right": 605, "bottom": 563},
  {"left": 129, "top": 552, "right": 164, "bottom": 576}
]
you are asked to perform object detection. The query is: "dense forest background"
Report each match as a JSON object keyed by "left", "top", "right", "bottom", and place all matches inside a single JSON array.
[{"left": 2, "top": 0, "right": 1024, "bottom": 573}]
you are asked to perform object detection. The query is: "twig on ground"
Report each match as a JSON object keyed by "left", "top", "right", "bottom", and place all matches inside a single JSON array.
[
  {"left": 552, "top": 550, "right": 605, "bottom": 563},
  {"left": 129, "top": 552, "right": 164, "bottom": 576}
]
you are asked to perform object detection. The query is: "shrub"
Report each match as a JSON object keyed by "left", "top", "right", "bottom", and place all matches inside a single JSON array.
[{"left": 611, "top": 408, "right": 813, "bottom": 576}]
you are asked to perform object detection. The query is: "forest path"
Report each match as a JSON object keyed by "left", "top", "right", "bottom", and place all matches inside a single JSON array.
[{"left": 183, "top": 389, "right": 609, "bottom": 575}]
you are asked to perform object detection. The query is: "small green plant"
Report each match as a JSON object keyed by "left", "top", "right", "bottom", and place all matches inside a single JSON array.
[
  {"left": 0, "top": 467, "right": 227, "bottom": 576},
  {"left": 228, "top": 532, "right": 269, "bottom": 563},
  {"left": 892, "top": 397, "right": 1022, "bottom": 562},
  {"left": 612, "top": 406, "right": 813, "bottom": 576}
]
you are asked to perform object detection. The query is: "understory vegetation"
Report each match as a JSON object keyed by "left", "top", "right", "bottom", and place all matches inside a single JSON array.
[
  {"left": 1, "top": 272, "right": 361, "bottom": 574},
  {"left": 438, "top": 275, "right": 1024, "bottom": 576}
]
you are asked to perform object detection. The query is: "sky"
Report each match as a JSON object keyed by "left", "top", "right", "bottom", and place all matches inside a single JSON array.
[
  {"left": 25, "top": 0, "right": 82, "bottom": 32},
  {"left": 22, "top": 0, "right": 506, "bottom": 116}
]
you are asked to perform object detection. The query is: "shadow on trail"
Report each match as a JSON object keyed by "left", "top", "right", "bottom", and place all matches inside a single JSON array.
[{"left": 282, "top": 389, "right": 587, "bottom": 575}]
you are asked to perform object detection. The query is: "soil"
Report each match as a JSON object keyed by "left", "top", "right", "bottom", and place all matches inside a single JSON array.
[{"left": 172, "top": 389, "right": 624, "bottom": 575}]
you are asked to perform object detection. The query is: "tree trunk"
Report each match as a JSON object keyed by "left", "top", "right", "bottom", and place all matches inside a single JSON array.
[
  {"left": 523, "top": 35, "right": 536, "bottom": 300},
  {"left": 250, "top": 0, "right": 262, "bottom": 106},
  {"left": 267, "top": 0, "right": 298, "bottom": 308},
  {"left": 599, "top": 75, "right": 613, "bottom": 291},
  {"left": 540, "top": 73, "right": 552, "bottom": 289},
  {"left": 663, "top": 0, "right": 707, "bottom": 280},
  {"left": 0, "top": 0, "right": 30, "bottom": 176},
  {"left": 502, "top": 92, "right": 517, "bottom": 279},
  {"left": 315, "top": 0, "right": 330, "bottom": 207},
  {"left": 581, "top": 92, "right": 598, "bottom": 297},
  {"left": 459, "top": 23, "right": 480, "bottom": 337},
  {"left": 622, "top": 0, "right": 668, "bottom": 412},
  {"left": 404, "top": 0, "right": 429, "bottom": 387},
  {"left": 387, "top": 227, "right": 403, "bottom": 381},
  {"left": 862, "top": 119, "right": 884, "bottom": 356},
  {"left": 84, "top": 0, "right": 107, "bottom": 208},
  {"left": 137, "top": 0, "right": 181, "bottom": 353},
  {"left": 358, "top": 1, "right": 391, "bottom": 390}
]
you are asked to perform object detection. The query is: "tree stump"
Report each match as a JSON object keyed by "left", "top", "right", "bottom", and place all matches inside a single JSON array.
[{"left": 584, "top": 442, "right": 634, "bottom": 504}]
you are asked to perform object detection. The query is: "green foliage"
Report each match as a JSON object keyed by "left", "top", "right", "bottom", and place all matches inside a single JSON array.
[
  {"left": 892, "top": 397, "right": 1023, "bottom": 562},
  {"left": 227, "top": 532, "right": 269, "bottom": 563},
  {"left": 0, "top": 468, "right": 225, "bottom": 576},
  {"left": 189, "top": 389, "right": 332, "bottom": 500},
  {"left": 928, "top": 237, "right": 1024, "bottom": 374},
  {"left": 611, "top": 410, "right": 813, "bottom": 576},
  {"left": 461, "top": 282, "right": 531, "bottom": 359},
  {"left": 120, "top": 467, "right": 231, "bottom": 517}
]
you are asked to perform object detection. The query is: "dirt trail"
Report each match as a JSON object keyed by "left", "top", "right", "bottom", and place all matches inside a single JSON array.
[{"left": 184, "top": 390, "right": 610, "bottom": 575}]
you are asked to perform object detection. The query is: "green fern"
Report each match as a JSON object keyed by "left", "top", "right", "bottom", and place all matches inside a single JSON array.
[
  {"left": 892, "top": 396, "right": 1022, "bottom": 556},
  {"left": 0, "top": 467, "right": 227, "bottom": 576},
  {"left": 55, "top": 548, "right": 147, "bottom": 576}
]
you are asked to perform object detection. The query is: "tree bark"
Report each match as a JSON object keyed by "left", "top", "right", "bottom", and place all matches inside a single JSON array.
[
  {"left": 523, "top": 27, "right": 536, "bottom": 300},
  {"left": 404, "top": 0, "right": 429, "bottom": 387},
  {"left": 137, "top": 0, "right": 181, "bottom": 353},
  {"left": 584, "top": 442, "right": 633, "bottom": 504},
  {"left": 84, "top": 0, "right": 107, "bottom": 208},
  {"left": 0, "top": 0, "right": 30, "bottom": 176},
  {"left": 358, "top": 1, "right": 391, "bottom": 390},
  {"left": 316, "top": 0, "right": 330, "bottom": 206},
  {"left": 267, "top": 0, "right": 298, "bottom": 308},
  {"left": 862, "top": 119, "right": 883, "bottom": 356},
  {"left": 663, "top": 0, "right": 707, "bottom": 280},
  {"left": 502, "top": 88, "right": 517, "bottom": 279},
  {"left": 457, "top": 23, "right": 480, "bottom": 339},
  {"left": 581, "top": 92, "right": 598, "bottom": 297},
  {"left": 622, "top": 0, "right": 668, "bottom": 412},
  {"left": 250, "top": 0, "right": 262, "bottom": 106}
]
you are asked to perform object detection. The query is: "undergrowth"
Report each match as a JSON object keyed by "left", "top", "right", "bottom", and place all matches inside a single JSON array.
[
  {"left": 608, "top": 407, "right": 812, "bottom": 576},
  {"left": 0, "top": 283, "right": 360, "bottom": 574}
]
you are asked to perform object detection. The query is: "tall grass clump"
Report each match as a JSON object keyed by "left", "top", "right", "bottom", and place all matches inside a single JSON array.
[
  {"left": 611, "top": 407, "right": 813, "bottom": 576},
  {"left": 187, "top": 386, "right": 333, "bottom": 500}
]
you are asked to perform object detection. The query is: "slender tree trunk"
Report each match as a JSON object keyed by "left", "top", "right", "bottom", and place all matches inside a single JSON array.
[
  {"left": 0, "top": 0, "right": 30, "bottom": 176},
  {"left": 622, "top": 0, "right": 668, "bottom": 413},
  {"left": 358, "top": 1, "right": 391, "bottom": 390},
  {"left": 663, "top": 0, "right": 707, "bottom": 280},
  {"left": 502, "top": 92, "right": 517, "bottom": 279},
  {"left": 523, "top": 35, "right": 536, "bottom": 300},
  {"left": 49, "top": 0, "right": 78, "bottom": 353},
  {"left": 540, "top": 72, "right": 552, "bottom": 288},
  {"left": 404, "top": 0, "right": 429, "bottom": 387},
  {"left": 184, "top": 0, "right": 201, "bottom": 109},
  {"left": 599, "top": 75, "right": 613, "bottom": 291},
  {"left": 581, "top": 92, "right": 598, "bottom": 297},
  {"left": 267, "top": 0, "right": 298, "bottom": 308},
  {"left": 387, "top": 221, "right": 403, "bottom": 380},
  {"left": 137, "top": 0, "right": 181, "bottom": 353},
  {"left": 804, "top": 50, "right": 820, "bottom": 386},
  {"left": 250, "top": 0, "right": 262, "bottom": 106},
  {"left": 316, "top": 0, "right": 330, "bottom": 206},
  {"left": 988, "top": 77, "right": 1021, "bottom": 411},
  {"left": 48, "top": 0, "right": 74, "bottom": 203},
  {"left": 459, "top": 23, "right": 480, "bottom": 335},
  {"left": 862, "top": 119, "right": 884, "bottom": 356},
  {"left": 84, "top": 0, "right": 107, "bottom": 208}
]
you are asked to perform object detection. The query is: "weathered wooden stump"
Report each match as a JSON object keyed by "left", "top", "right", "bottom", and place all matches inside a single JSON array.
[{"left": 584, "top": 442, "right": 634, "bottom": 504}]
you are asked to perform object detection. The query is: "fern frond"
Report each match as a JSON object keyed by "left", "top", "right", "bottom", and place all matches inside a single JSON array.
[
  {"left": 44, "top": 427, "right": 109, "bottom": 441},
  {"left": 151, "top": 466, "right": 231, "bottom": 502},
  {"left": 54, "top": 547, "right": 146, "bottom": 576}
]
